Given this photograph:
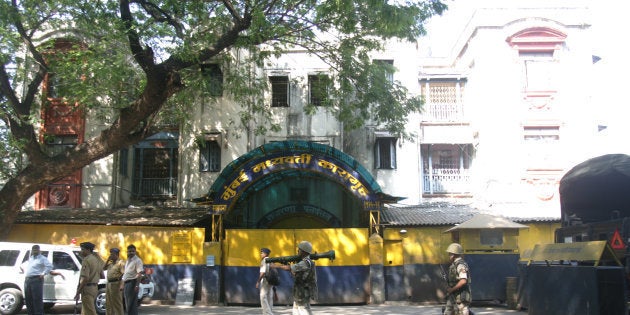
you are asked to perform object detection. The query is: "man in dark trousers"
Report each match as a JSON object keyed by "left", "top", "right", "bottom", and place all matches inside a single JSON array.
[
  {"left": 120, "top": 244, "right": 144, "bottom": 315},
  {"left": 23, "top": 244, "right": 64, "bottom": 315}
]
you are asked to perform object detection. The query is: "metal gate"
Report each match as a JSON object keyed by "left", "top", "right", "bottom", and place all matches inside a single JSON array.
[{"left": 223, "top": 228, "right": 370, "bottom": 305}]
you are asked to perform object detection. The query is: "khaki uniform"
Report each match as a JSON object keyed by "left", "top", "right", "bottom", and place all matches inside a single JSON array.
[
  {"left": 105, "top": 259, "right": 125, "bottom": 315},
  {"left": 80, "top": 254, "right": 104, "bottom": 315}
]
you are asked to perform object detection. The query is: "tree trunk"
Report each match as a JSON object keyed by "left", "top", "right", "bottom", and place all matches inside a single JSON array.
[{"left": 0, "top": 70, "right": 175, "bottom": 241}]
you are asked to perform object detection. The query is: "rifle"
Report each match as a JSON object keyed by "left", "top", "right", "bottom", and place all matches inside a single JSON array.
[
  {"left": 440, "top": 264, "right": 454, "bottom": 314},
  {"left": 266, "top": 250, "right": 335, "bottom": 265}
]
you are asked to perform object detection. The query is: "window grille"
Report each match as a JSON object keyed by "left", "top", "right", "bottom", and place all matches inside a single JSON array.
[
  {"left": 374, "top": 137, "right": 397, "bottom": 169},
  {"left": 270, "top": 76, "right": 289, "bottom": 107},
  {"left": 119, "top": 148, "right": 128, "bottom": 176},
  {"left": 308, "top": 74, "right": 328, "bottom": 106},
  {"left": 199, "top": 140, "right": 221, "bottom": 172},
  {"left": 201, "top": 64, "right": 223, "bottom": 97},
  {"left": 45, "top": 135, "right": 78, "bottom": 156},
  {"left": 133, "top": 146, "right": 178, "bottom": 198}
]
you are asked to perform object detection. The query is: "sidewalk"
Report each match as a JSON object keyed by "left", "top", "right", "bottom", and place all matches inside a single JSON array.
[{"left": 35, "top": 302, "right": 529, "bottom": 314}]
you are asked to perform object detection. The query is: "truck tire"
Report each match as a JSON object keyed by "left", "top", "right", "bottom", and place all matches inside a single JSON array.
[
  {"left": 0, "top": 288, "right": 23, "bottom": 315},
  {"left": 95, "top": 288, "right": 106, "bottom": 315}
]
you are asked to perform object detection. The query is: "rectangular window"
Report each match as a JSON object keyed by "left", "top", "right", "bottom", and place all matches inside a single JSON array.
[
  {"left": 270, "top": 76, "right": 289, "bottom": 107},
  {"left": 45, "top": 135, "right": 78, "bottom": 156},
  {"left": 480, "top": 230, "right": 504, "bottom": 246},
  {"left": 119, "top": 148, "right": 128, "bottom": 176},
  {"left": 308, "top": 74, "right": 328, "bottom": 106},
  {"left": 52, "top": 251, "right": 78, "bottom": 271},
  {"left": 133, "top": 144, "right": 178, "bottom": 198},
  {"left": 373, "top": 59, "right": 394, "bottom": 83},
  {"left": 0, "top": 250, "right": 20, "bottom": 266},
  {"left": 199, "top": 140, "right": 221, "bottom": 172},
  {"left": 374, "top": 137, "right": 397, "bottom": 169},
  {"left": 523, "top": 125, "right": 561, "bottom": 169},
  {"left": 523, "top": 126, "right": 560, "bottom": 143},
  {"left": 521, "top": 51, "right": 557, "bottom": 91},
  {"left": 201, "top": 64, "right": 223, "bottom": 97}
]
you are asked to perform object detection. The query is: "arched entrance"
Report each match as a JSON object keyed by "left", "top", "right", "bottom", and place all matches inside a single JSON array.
[{"left": 194, "top": 141, "right": 397, "bottom": 305}]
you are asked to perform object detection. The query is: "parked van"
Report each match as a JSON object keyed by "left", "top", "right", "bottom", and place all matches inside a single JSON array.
[{"left": 0, "top": 242, "right": 154, "bottom": 315}]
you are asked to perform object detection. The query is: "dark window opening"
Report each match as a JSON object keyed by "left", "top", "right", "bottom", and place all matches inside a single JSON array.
[
  {"left": 308, "top": 74, "right": 328, "bottom": 106},
  {"left": 374, "top": 137, "right": 397, "bottom": 169},
  {"left": 199, "top": 140, "right": 221, "bottom": 172},
  {"left": 132, "top": 144, "right": 178, "bottom": 198},
  {"left": 201, "top": 64, "right": 223, "bottom": 97},
  {"left": 270, "top": 76, "right": 289, "bottom": 107}
]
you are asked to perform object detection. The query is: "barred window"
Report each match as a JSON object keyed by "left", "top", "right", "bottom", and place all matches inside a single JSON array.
[
  {"left": 270, "top": 76, "right": 289, "bottom": 107},
  {"left": 201, "top": 64, "right": 223, "bottom": 97},
  {"left": 199, "top": 140, "right": 221, "bottom": 172},
  {"left": 308, "top": 74, "right": 328, "bottom": 106},
  {"left": 374, "top": 137, "right": 397, "bottom": 170}
]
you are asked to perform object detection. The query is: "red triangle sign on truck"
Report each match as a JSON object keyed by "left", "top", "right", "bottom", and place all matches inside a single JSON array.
[{"left": 610, "top": 229, "right": 626, "bottom": 250}]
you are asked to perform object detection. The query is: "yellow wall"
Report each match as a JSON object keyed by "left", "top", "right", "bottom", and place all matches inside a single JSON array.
[
  {"left": 517, "top": 221, "right": 561, "bottom": 257},
  {"left": 224, "top": 228, "right": 368, "bottom": 266},
  {"left": 8, "top": 224, "right": 207, "bottom": 265},
  {"left": 384, "top": 226, "right": 450, "bottom": 265},
  {"left": 382, "top": 222, "right": 560, "bottom": 266}
]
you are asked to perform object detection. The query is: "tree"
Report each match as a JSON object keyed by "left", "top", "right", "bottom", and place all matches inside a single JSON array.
[{"left": 0, "top": 0, "right": 446, "bottom": 239}]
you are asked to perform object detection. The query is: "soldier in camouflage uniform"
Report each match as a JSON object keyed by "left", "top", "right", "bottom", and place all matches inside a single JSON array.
[
  {"left": 274, "top": 241, "right": 317, "bottom": 315},
  {"left": 444, "top": 243, "right": 471, "bottom": 315}
]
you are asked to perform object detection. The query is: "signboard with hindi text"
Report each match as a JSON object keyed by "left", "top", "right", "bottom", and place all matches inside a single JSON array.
[{"left": 171, "top": 230, "right": 192, "bottom": 263}]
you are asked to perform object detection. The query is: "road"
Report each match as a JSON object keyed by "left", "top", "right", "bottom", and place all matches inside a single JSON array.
[{"left": 19, "top": 302, "right": 528, "bottom": 315}]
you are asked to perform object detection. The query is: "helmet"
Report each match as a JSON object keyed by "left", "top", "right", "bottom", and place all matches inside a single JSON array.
[
  {"left": 297, "top": 241, "right": 313, "bottom": 254},
  {"left": 446, "top": 243, "right": 464, "bottom": 255}
]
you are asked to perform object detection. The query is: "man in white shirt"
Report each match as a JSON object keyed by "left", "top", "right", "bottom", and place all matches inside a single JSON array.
[
  {"left": 23, "top": 244, "right": 63, "bottom": 315},
  {"left": 120, "top": 244, "right": 144, "bottom": 315},
  {"left": 256, "top": 248, "right": 274, "bottom": 315}
]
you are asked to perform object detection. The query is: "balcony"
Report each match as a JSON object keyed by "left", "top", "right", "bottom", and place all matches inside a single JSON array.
[
  {"left": 423, "top": 168, "right": 471, "bottom": 194},
  {"left": 423, "top": 103, "right": 465, "bottom": 122}
]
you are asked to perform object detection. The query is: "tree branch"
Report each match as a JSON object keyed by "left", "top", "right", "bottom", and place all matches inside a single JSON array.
[{"left": 120, "top": 0, "right": 155, "bottom": 72}]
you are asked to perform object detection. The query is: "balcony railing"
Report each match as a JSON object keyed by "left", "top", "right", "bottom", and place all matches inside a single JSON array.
[
  {"left": 423, "top": 103, "right": 464, "bottom": 122},
  {"left": 423, "top": 168, "right": 471, "bottom": 194}
]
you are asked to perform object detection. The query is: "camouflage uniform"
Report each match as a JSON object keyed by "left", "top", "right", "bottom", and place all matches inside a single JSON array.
[
  {"left": 290, "top": 256, "right": 317, "bottom": 315},
  {"left": 444, "top": 257, "right": 471, "bottom": 315}
]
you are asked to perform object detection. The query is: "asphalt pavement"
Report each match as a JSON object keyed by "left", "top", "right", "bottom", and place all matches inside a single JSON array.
[{"left": 24, "top": 302, "right": 528, "bottom": 315}]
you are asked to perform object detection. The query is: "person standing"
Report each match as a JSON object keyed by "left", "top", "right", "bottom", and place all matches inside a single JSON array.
[
  {"left": 444, "top": 243, "right": 472, "bottom": 315},
  {"left": 273, "top": 241, "right": 317, "bottom": 315},
  {"left": 103, "top": 248, "right": 125, "bottom": 315},
  {"left": 74, "top": 242, "right": 104, "bottom": 315},
  {"left": 23, "top": 244, "right": 64, "bottom": 315},
  {"left": 256, "top": 248, "right": 274, "bottom": 315},
  {"left": 120, "top": 244, "right": 144, "bottom": 315}
]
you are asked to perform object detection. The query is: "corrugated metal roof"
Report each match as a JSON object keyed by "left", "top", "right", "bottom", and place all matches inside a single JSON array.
[
  {"left": 16, "top": 207, "right": 212, "bottom": 226},
  {"left": 382, "top": 202, "right": 560, "bottom": 227}
]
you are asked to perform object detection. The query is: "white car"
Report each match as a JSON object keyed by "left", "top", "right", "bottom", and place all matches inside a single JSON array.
[{"left": 0, "top": 242, "right": 154, "bottom": 315}]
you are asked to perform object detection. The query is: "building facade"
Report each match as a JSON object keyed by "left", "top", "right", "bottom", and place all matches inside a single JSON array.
[{"left": 14, "top": 0, "right": 614, "bottom": 305}]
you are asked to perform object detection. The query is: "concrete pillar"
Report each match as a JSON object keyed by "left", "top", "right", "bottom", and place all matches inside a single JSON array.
[{"left": 369, "top": 233, "right": 385, "bottom": 304}]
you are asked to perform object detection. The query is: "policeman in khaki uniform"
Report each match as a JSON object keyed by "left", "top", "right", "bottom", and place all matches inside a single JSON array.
[
  {"left": 444, "top": 243, "right": 472, "bottom": 315},
  {"left": 103, "top": 248, "right": 125, "bottom": 315},
  {"left": 75, "top": 242, "right": 105, "bottom": 315}
]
